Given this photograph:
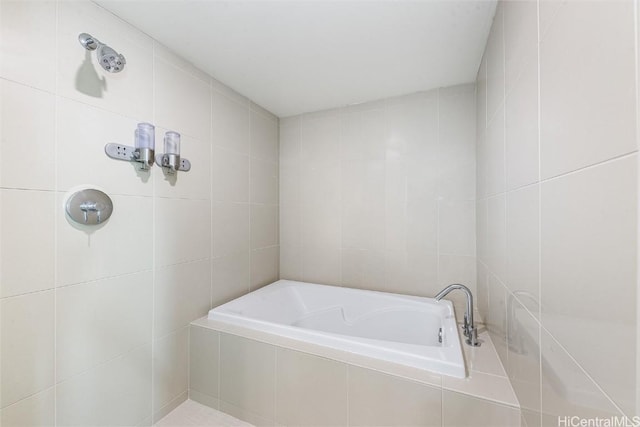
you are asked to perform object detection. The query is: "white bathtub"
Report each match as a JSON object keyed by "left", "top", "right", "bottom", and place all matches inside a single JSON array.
[{"left": 207, "top": 280, "right": 466, "bottom": 378}]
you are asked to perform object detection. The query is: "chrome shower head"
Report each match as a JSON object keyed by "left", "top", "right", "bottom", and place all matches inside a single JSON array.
[{"left": 78, "top": 33, "right": 126, "bottom": 73}]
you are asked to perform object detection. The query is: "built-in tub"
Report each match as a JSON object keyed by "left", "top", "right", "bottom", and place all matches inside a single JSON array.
[{"left": 207, "top": 279, "right": 465, "bottom": 378}]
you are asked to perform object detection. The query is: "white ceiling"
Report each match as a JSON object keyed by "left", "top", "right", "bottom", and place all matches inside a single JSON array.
[{"left": 96, "top": 0, "right": 497, "bottom": 117}]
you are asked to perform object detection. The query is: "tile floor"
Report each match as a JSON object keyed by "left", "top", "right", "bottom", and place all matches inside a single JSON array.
[{"left": 156, "top": 399, "right": 254, "bottom": 427}]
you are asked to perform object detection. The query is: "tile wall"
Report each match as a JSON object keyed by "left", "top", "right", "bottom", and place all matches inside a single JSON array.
[
  {"left": 0, "top": 0, "right": 279, "bottom": 425},
  {"left": 279, "top": 85, "right": 477, "bottom": 314},
  {"left": 189, "top": 325, "right": 522, "bottom": 427},
  {"left": 476, "top": 1, "right": 638, "bottom": 425}
]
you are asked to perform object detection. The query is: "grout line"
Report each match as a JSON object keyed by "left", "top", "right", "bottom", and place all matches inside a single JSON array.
[
  {"left": 536, "top": 0, "right": 543, "bottom": 420},
  {"left": 151, "top": 38, "right": 157, "bottom": 422},
  {"left": 53, "top": 0, "right": 60, "bottom": 424}
]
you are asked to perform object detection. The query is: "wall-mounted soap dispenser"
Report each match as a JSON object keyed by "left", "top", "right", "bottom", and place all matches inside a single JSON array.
[
  {"left": 155, "top": 131, "right": 191, "bottom": 174},
  {"left": 104, "top": 122, "right": 156, "bottom": 170}
]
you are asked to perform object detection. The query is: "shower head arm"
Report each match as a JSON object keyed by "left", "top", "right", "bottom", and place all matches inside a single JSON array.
[{"left": 79, "top": 33, "right": 100, "bottom": 51}]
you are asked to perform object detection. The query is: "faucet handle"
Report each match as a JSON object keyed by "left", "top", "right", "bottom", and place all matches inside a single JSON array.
[{"left": 462, "top": 313, "right": 470, "bottom": 337}]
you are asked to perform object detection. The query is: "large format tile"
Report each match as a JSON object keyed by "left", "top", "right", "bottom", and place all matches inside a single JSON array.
[
  {"left": 154, "top": 327, "right": 189, "bottom": 412},
  {"left": 443, "top": 390, "right": 521, "bottom": 427},
  {"left": 189, "top": 326, "right": 220, "bottom": 401},
  {"left": 250, "top": 109, "right": 278, "bottom": 163},
  {"left": 57, "top": 0, "right": 153, "bottom": 121},
  {"left": 0, "top": 388, "right": 55, "bottom": 427},
  {"left": 348, "top": 366, "right": 441, "bottom": 427},
  {"left": 275, "top": 349, "right": 348, "bottom": 427},
  {"left": 0, "top": 0, "right": 56, "bottom": 91},
  {"left": 0, "top": 189, "right": 55, "bottom": 298},
  {"left": 57, "top": 193, "right": 153, "bottom": 286},
  {"left": 506, "top": 298, "right": 541, "bottom": 427},
  {"left": 56, "top": 344, "right": 152, "bottom": 427},
  {"left": 505, "top": 184, "right": 539, "bottom": 315},
  {"left": 251, "top": 246, "right": 279, "bottom": 290},
  {"left": 438, "top": 199, "right": 475, "bottom": 256},
  {"left": 0, "top": 80, "right": 56, "bottom": 190},
  {"left": 154, "top": 198, "right": 211, "bottom": 267},
  {"left": 212, "top": 202, "right": 250, "bottom": 258},
  {"left": 251, "top": 158, "right": 278, "bottom": 205},
  {"left": 505, "top": 62, "right": 538, "bottom": 191},
  {"left": 153, "top": 134, "right": 211, "bottom": 200},
  {"left": 1, "top": 291, "right": 55, "bottom": 408},
  {"left": 486, "top": 4, "right": 504, "bottom": 123},
  {"left": 541, "top": 155, "right": 637, "bottom": 414},
  {"left": 485, "top": 103, "right": 505, "bottom": 197},
  {"left": 212, "top": 90, "right": 251, "bottom": 156},
  {"left": 251, "top": 204, "right": 279, "bottom": 250},
  {"left": 539, "top": 0, "right": 636, "bottom": 179},
  {"left": 154, "top": 260, "right": 211, "bottom": 338},
  {"left": 219, "top": 334, "right": 276, "bottom": 423},
  {"left": 541, "top": 330, "right": 621, "bottom": 423},
  {"left": 503, "top": 0, "right": 537, "bottom": 96},
  {"left": 56, "top": 271, "right": 153, "bottom": 382},
  {"left": 57, "top": 97, "right": 152, "bottom": 197},
  {"left": 212, "top": 146, "right": 250, "bottom": 203},
  {"left": 154, "top": 56, "right": 211, "bottom": 142},
  {"left": 486, "top": 194, "right": 506, "bottom": 280},
  {"left": 438, "top": 84, "right": 476, "bottom": 200},
  {"left": 211, "top": 251, "right": 251, "bottom": 307},
  {"left": 341, "top": 159, "right": 385, "bottom": 251}
]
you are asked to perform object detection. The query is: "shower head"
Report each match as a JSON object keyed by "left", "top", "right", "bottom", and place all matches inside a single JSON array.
[{"left": 78, "top": 33, "right": 126, "bottom": 73}]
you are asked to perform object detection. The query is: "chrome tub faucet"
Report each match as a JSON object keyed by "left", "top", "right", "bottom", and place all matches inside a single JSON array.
[{"left": 435, "top": 284, "right": 481, "bottom": 347}]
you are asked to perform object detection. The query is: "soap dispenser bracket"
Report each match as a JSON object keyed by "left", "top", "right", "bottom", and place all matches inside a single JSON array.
[
  {"left": 155, "top": 153, "right": 191, "bottom": 174},
  {"left": 104, "top": 143, "right": 155, "bottom": 170}
]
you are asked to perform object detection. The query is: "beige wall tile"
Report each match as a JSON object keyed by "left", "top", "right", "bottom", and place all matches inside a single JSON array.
[
  {"left": 153, "top": 327, "right": 189, "bottom": 411},
  {"left": 275, "top": 349, "right": 347, "bottom": 427},
  {"left": 57, "top": 194, "right": 153, "bottom": 286},
  {"left": 251, "top": 158, "right": 278, "bottom": 205},
  {"left": 212, "top": 146, "right": 250, "bottom": 203},
  {"left": 301, "top": 245, "right": 342, "bottom": 286},
  {"left": 486, "top": 194, "right": 506, "bottom": 279},
  {"left": 438, "top": 84, "right": 476, "bottom": 200},
  {"left": 0, "top": 388, "right": 54, "bottom": 427},
  {"left": 219, "top": 334, "right": 276, "bottom": 422},
  {"left": 0, "top": 81, "right": 55, "bottom": 190},
  {"left": 506, "top": 298, "right": 540, "bottom": 427},
  {"left": 443, "top": 390, "right": 521, "bottom": 427},
  {"left": 0, "top": 189, "right": 55, "bottom": 298},
  {"left": 56, "top": 344, "right": 152, "bottom": 427},
  {"left": 439, "top": 199, "right": 476, "bottom": 257},
  {"left": 540, "top": 0, "right": 636, "bottom": 179},
  {"left": 486, "top": 4, "right": 504, "bottom": 124},
  {"left": 348, "top": 366, "right": 441, "bottom": 427},
  {"left": 0, "top": 0, "right": 56, "bottom": 91},
  {"left": 251, "top": 246, "right": 279, "bottom": 290},
  {"left": 154, "top": 260, "right": 211, "bottom": 338},
  {"left": 541, "top": 330, "right": 621, "bottom": 421},
  {"left": 154, "top": 197, "right": 211, "bottom": 267},
  {"left": 485, "top": 105, "right": 505, "bottom": 196},
  {"left": 56, "top": 271, "right": 153, "bottom": 382},
  {"left": 56, "top": 0, "right": 154, "bottom": 121},
  {"left": 189, "top": 326, "right": 220, "bottom": 400},
  {"left": 251, "top": 109, "right": 279, "bottom": 163},
  {"left": 505, "top": 184, "right": 539, "bottom": 314},
  {"left": 56, "top": 98, "right": 152, "bottom": 197},
  {"left": 541, "top": 155, "right": 637, "bottom": 413},
  {"left": 212, "top": 202, "right": 250, "bottom": 258},
  {"left": 154, "top": 56, "right": 211, "bottom": 142},
  {"left": 212, "top": 91, "right": 251, "bottom": 156},
  {"left": 1, "top": 291, "right": 55, "bottom": 408},
  {"left": 153, "top": 135, "right": 211, "bottom": 200},
  {"left": 505, "top": 63, "right": 538, "bottom": 191},
  {"left": 211, "top": 251, "right": 251, "bottom": 307},
  {"left": 503, "top": 0, "right": 537, "bottom": 96},
  {"left": 251, "top": 204, "right": 279, "bottom": 250}
]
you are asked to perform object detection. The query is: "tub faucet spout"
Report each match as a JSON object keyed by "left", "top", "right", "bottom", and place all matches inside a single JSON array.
[{"left": 435, "top": 284, "right": 480, "bottom": 347}]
